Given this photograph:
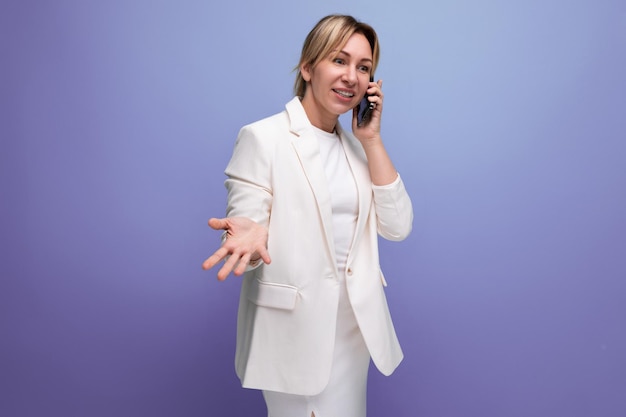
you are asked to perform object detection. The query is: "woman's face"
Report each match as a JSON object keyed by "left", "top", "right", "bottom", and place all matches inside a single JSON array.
[{"left": 301, "top": 32, "right": 373, "bottom": 131}]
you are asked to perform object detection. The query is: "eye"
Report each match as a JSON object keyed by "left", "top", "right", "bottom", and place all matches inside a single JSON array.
[
  {"left": 333, "top": 58, "right": 346, "bottom": 65},
  {"left": 358, "top": 65, "right": 370, "bottom": 73}
]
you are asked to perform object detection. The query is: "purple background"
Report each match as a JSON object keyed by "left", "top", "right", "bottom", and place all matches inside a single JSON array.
[{"left": 2, "top": 1, "right": 625, "bottom": 416}]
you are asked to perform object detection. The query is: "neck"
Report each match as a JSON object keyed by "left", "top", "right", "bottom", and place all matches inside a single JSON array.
[{"left": 300, "top": 95, "right": 338, "bottom": 133}]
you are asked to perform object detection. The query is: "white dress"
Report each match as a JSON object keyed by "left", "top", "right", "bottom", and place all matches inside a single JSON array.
[{"left": 262, "top": 128, "right": 370, "bottom": 417}]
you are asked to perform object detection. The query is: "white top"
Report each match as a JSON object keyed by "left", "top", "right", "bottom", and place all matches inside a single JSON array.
[{"left": 313, "top": 127, "right": 358, "bottom": 273}]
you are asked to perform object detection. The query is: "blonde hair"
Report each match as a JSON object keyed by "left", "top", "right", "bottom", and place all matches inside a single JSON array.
[{"left": 294, "top": 15, "right": 380, "bottom": 98}]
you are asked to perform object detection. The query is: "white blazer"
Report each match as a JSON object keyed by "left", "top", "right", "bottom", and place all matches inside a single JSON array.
[{"left": 223, "top": 97, "right": 413, "bottom": 395}]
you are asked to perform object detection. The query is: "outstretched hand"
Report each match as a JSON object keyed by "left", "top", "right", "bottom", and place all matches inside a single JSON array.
[{"left": 202, "top": 217, "right": 271, "bottom": 281}]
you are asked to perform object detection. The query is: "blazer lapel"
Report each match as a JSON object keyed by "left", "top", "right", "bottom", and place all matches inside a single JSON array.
[{"left": 285, "top": 98, "right": 338, "bottom": 271}]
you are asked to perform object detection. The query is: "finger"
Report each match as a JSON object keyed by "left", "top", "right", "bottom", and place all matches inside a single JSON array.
[
  {"left": 217, "top": 251, "right": 241, "bottom": 280},
  {"left": 216, "top": 263, "right": 233, "bottom": 281},
  {"left": 371, "top": 95, "right": 381, "bottom": 106},
  {"left": 208, "top": 217, "right": 229, "bottom": 231},
  {"left": 202, "top": 246, "right": 229, "bottom": 270},
  {"left": 233, "top": 253, "right": 251, "bottom": 276},
  {"left": 256, "top": 246, "right": 272, "bottom": 264},
  {"left": 370, "top": 94, "right": 382, "bottom": 107},
  {"left": 216, "top": 262, "right": 234, "bottom": 281}
]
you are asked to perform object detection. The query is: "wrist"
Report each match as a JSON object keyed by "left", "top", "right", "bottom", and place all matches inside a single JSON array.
[{"left": 360, "top": 136, "right": 384, "bottom": 151}]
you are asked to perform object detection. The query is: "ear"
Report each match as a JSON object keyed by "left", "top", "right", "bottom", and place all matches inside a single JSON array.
[{"left": 300, "top": 63, "right": 312, "bottom": 82}]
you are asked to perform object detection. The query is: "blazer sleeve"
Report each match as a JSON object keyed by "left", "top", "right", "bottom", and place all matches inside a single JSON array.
[
  {"left": 372, "top": 173, "right": 413, "bottom": 241},
  {"left": 223, "top": 124, "right": 273, "bottom": 227}
]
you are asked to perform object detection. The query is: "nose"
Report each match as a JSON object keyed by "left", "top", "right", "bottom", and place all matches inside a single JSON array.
[{"left": 342, "top": 66, "right": 357, "bottom": 86}]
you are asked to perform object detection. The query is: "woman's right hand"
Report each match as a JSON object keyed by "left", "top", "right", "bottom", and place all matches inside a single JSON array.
[{"left": 202, "top": 217, "right": 271, "bottom": 281}]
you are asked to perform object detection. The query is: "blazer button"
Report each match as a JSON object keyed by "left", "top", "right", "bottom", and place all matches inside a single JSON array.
[{"left": 347, "top": 268, "right": 353, "bottom": 276}]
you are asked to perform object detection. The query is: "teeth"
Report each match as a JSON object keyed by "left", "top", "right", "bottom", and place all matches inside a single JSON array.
[{"left": 334, "top": 89, "right": 354, "bottom": 98}]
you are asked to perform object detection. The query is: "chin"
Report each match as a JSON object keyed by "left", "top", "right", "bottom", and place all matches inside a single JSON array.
[{"left": 334, "top": 103, "right": 355, "bottom": 116}]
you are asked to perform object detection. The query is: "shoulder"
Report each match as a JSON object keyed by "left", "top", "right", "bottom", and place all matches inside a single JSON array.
[
  {"left": 235, "top": 107, "right": 293, "bottom": 150},
  {"left": 236, "top": 97, "right": 305, "bottom": 147},
  {"left": 240, "top": 110, "right": 288, "bottom": 136},
  {"left": 242, "top": 96, "right": 303, "bottom": 136}
]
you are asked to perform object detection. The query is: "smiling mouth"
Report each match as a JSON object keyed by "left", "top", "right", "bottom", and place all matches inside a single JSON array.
[{"left": 333, "top": 89, "right": 355, "bottom": 98}]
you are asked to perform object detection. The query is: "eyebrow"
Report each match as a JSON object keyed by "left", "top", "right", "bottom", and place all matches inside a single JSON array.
[{"left": 334, "top": 49, "right": 373, "bottom": 63}]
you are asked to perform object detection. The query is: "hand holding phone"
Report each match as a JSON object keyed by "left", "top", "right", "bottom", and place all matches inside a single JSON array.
[{"left": 357, "top": 76, "right": 375, "bottom": 127}]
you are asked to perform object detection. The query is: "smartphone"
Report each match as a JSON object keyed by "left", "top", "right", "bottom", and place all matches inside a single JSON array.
[{"left": 357, "top": 76, "right": 375, "bottom": 127}]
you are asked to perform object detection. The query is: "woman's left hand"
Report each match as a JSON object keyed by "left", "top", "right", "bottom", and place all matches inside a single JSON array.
[{"left": 352, "top": 79, "right": 383, "bottom": 144}]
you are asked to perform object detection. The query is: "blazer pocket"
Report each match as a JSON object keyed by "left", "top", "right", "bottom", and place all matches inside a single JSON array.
[{"left": 248, "top": 278, "right": 299, "bottom": 310}]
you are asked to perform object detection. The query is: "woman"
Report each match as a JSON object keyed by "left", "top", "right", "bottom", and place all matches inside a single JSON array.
[{"left": 202, "top": 14, "right": 413, "bottom": 417}]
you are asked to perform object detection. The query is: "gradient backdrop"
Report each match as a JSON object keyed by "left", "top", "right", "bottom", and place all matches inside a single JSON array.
[{"left": 2, "top": 1, "right": 625, "bottom": 416}]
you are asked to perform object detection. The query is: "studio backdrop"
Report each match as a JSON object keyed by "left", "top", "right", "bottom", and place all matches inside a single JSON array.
[{"left": 2, "top": 1, "right": 625, "bottom": 416}]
